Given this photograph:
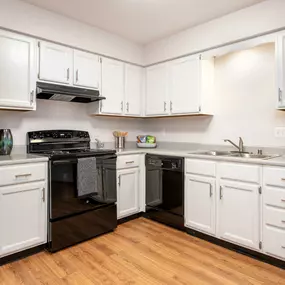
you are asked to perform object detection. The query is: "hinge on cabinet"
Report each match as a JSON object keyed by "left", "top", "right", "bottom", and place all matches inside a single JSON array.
[
  {"left": 38, "top": 41, "right": 40, "bottom": 48},
  {"left": 199, "top": 106, "right": 201, "bottom": 112},
  {"left": 259, "top": 186, "right": 262, "bottom": 194},
  {"left": 259, "top": 241, "right": 262, "bottom": 250},
  {"left": 199, "top": 54, "right": 202, "bottom": 60},
  {"left": 100, "top": 57, "right": 102, "bottom": 63}
]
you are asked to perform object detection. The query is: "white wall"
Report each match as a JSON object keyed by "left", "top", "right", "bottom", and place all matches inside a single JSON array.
[
  {"left": 0, "top": 100, "right": 143, "bottom": 145},
  {"left": 0, "top": 0, "right": 143, "bottom": 65},
  {"left": 143, "top": 44, "right": 285, "bottom": 147},
  {"left": 144, "top": 0, "right": 285, "bottom": 65}
]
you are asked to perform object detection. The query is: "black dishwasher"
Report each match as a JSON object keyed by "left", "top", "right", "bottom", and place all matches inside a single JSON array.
[{"left": 145, "top": 154, "right": 184, "bottom": 230}]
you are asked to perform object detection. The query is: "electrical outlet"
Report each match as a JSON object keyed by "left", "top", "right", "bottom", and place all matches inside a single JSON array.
[{"left": 275, "top": 127, "right": 285, "bottom": 138}]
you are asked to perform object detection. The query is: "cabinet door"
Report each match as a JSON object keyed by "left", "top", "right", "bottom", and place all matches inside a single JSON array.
[
  {"left": 218, "top": 181, "right": 260, "bottom": 250},
  {"left": 0, "top": 182, "right": 47, "bottom": 257},
  {"left": 125, "top": 64, "right": 142, "bottom": 116},
  {"left": 277, "top": 35, "right": 285, "bottom": 108},
  {"left": 185, "top": 175, "right": 215, "bottom": 235},
  {"left": 73, "top": 50, "right": 101, "bottom": 89},
  {"left": 145, "top": 64, "right": 168, "bottom": 116},
  {"left": 39, "top": 41, "right": 72, "bottom": 84},
  {"left": 100, "top": 57, "right": 124, "bottom": 115},
  {"left": 169, "top": 56, "right": 200, "bottom": 114},
  {"left": 0, "top": 31, "right": 36, "bottom": 110},
  {"left": 117, "top": 168, "right": 139, "bottom": 219}
]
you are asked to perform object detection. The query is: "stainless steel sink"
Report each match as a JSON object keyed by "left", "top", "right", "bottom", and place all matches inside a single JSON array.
[
  {"left": 193, "top": 150, "right": 278, "bottom": 160},
  {"left": 196, "top": 151, "right": 233, "bottom": 156},
  {"left": 230, "top": 153, "right": 274, "bottom": 159}
]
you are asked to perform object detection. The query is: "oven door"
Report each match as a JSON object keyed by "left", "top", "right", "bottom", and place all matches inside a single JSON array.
[{"left": 49, "top": 154, "right": 117, "bottom": 221}]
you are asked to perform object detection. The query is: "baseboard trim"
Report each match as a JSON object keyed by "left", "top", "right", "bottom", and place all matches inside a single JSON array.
[
  {"left": 185, "top": 228, "right": 285, "bottom": 270},
  {"left": 0, "top": 244, "right": 46, "bottom": 266},
  {"left": 118, "top": 212, "right": 143, "bottom": 224}
]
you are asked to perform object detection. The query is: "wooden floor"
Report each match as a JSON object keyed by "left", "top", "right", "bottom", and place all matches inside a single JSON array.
[{"left": 0, "top": 218, "right": 285, "bottom": 285}]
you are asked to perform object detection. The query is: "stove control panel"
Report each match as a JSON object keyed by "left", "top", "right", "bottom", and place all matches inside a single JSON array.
[{"left": 27, "top": 130, "right": 90, "bottom": 141}]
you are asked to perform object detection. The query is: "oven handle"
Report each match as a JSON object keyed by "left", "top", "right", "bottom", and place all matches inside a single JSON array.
[{"left": 52, "top": 159, "right": 78, "bottom": 165}]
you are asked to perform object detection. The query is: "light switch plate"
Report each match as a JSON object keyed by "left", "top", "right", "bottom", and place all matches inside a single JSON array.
[{"left": 275, "top": 127, "right": 285, "bottom": 138}]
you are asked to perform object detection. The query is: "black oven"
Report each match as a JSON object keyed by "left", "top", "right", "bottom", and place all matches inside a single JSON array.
[{"left": 48, "top": 153, "right": 117, "bottom": 252}]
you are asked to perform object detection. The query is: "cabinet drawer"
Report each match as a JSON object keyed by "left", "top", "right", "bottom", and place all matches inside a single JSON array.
[
  {"left": 218, "top": 163, "right": 260, "bottom": 183},
  {"left": 263, "top": 226, "right": 285, "bottom": 260},
  {"left": 185, "top": 159, "right": 216, "bottom": 177},
  {"left": 263, "top": 167, "right": 285, "bottom": 188},
  {"left": 264, "top": 187, "right": 285, "bottom": 209},
  {"left": 263, "top": 206, "right": 285, "bottom": 229},
  {"left": 117, "top": 155, "right": 140, "bottom": 169},
  {"left": 0, "top": 163, "right": 46, "bottom": 186}
]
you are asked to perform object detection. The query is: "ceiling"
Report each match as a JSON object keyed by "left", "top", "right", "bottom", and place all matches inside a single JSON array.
[{"left": 20, "top": 0, "right": 266, "bottom": 44}]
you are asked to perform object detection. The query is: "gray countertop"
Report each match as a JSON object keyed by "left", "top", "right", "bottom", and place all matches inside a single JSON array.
[{"left": 2, "top": 142, "right": 285, "bottom": 167}]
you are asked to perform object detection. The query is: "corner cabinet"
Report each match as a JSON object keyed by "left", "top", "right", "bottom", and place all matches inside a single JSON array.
[
  {"left": 0, "top": 30, "right": 36, "bottom": 110},
  {"left": 145, "top": 55, "right": 214, "bottom": 117}
]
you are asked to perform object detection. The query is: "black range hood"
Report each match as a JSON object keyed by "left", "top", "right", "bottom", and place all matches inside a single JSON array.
[{"left": 36, "top": 82, "right": 106, "bottom": 103}]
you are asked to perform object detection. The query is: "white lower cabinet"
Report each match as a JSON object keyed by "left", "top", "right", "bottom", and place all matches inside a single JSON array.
[
  {"left": 217, "top": 181, "right": 260, "bottom": 250},
  {"left": 117, "top": 168, "right": 140, "bottom": 219},
  {"left": 185, "top": 175, "right": 215, "bottom": 235},
  {"left": 263, "top": 166, "right": 285, "bottom": 260},
  {"left": 0, "top": 181, "right": 47, "bottom": 257},
  {"left": 0, "top": 162, "right": 47, "bottom": 258},
  {"left": 116, "top": 155, "right": 144, "bottom": 219}
]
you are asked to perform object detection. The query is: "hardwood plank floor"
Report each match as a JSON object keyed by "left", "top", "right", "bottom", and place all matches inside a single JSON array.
[{"left": 0, "top": 218, "right": 285, "bottom": 284}]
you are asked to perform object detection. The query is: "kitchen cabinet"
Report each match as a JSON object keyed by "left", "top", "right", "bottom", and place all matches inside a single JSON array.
[
  {"left": 125, "top": 64, "right": 143, "bottom": 116},
  {"left": 262, "top": 166, "right": 285, "bottom": 260},
  {"left": 100, "top": 57, "right": 125, "bottom": 115},
  {"left": 169, "top": 56, "right": 200, "bottom": 114},
  {"left": 117, "top": 168, "right": 140, "bottom": 219},
  {"left": 277, "top": 34, "right": 285, "bottom": 108},
  {"left": 0, "top": 30, "right": 36, "bottom": 110},
  {"left": 73, "top": 50, "right": 101, "bottom": 89},
  {"left": 0, "top": 181, "right": 47, "bottom": 257},
  {"left": 145, "top": 63, "right": 168, "bottom": 116},
  {"left": 217, "top": 181, "right": 260, "bottom": 250},
  {"left": 38, "top": 41, "right": 73, "bottom": 85},
  {"left": 185, "top": 175, "right": 216, "bottom": 235}
]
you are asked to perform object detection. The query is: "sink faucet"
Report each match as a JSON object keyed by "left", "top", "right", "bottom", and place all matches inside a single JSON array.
[{"left": 224, "top": 137, "right": 244, "bottom": 153}]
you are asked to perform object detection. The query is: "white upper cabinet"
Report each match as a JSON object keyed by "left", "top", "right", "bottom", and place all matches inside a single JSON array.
[
  {"left": 73, "top": 50, "right": 101, "bottom": 89},
  {"left": 169, "top": 56, "right": 200, "bottom": 114},
  {"left": 100, "top": 57, "right": 125, "bottom": 115},
  {"left": 125, "top": 64, "right": 142, "bottom": 116},
  {"left": 277, "top": 34, "right": 285, "bottom": 108},
  {"left": 0, "top": 30, "right": 36, "bottom": 110},
  {"left": 38, "top": 41, "right": 73, "bottom": 84},
  {"left": 185, "top": 175, "right": 216, "bottom": 235},
  {"left": 217, "top": 181, "right": 260, "bottom": 250},
  {"left": 145, "top": 63, "right": 168, "bottom": 116}
]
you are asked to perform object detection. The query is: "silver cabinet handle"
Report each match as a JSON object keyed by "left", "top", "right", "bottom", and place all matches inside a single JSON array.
[
  {"left": 220, "top": 186, "right": 223, "bottom": 200},
  {"left": 164, "top": 101, "right": 167, "bottom": 112},
  {"left": 15, "top": 173, "right": 32, "bottom": 178},
  {"left": 76, "top": 69, "right": 79, "bottom": 82},
  {"left": 279, "top": 88, "right": 283, "bottom": 103},
  {"left": 42, "top": 187, "right": 45, "bottom": 202},
  {"left": 30, "top": 90, "right": 34, "bottom": 104},
  {"left": 126, "top": 161, "right": 134, "bottom": 164},
  {"left": 67, "top": 68, "right": 70, "bottom": 80},
  {"left": 126, "top": 102, "right": 129, "bottom": 113},
  {"left": 170, "top": 101, "right": 173, "bottom": 112},
  {"left": 121, "top": 101, "right": 123, "bottom": 112},
  {"left": 118, "top": 175, "right": 121, "bottom": 186}
]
